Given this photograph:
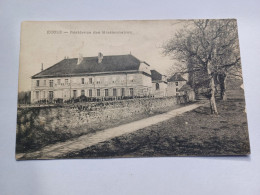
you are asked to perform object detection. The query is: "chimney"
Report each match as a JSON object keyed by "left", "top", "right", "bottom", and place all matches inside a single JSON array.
[
  {"left": 41, "top": 63, "right": 44, "bottom": 71},
  {"left": 77, "top": 54, "right": 83, "bottom": 65},
  {"left": 98, "top": 52, "right": 103, "bottom": 63}
]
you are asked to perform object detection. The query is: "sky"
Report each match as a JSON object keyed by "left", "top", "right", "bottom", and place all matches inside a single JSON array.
[{"left": 18, "top": 20, "right": 187, "bottom": 92}]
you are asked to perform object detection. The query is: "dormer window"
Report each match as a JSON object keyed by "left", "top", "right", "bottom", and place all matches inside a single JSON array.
[{"left": 81, "top": 78, "right": 84, "bottom": 84}]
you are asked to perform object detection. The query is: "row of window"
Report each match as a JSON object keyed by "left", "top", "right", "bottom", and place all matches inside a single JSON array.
[
  {"left": 35, "top": 88, "right": 134, "bottom": 100},
  {"left": 77, "top": 88, "right": 133, "bottom": 98},
  {"left": 36, "top": 76, "right": 135, "bottom": 87},
  {"left": 36, "top": 79, "right": 69, "bottom": 87}
]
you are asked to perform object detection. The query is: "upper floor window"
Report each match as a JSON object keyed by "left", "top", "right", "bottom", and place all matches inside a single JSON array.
[
  {"left": 81, "top": 78, "right": 84, "bottom": 84},
  {"left": 89, "top": 78, "right": 93, "bottom": 84},
  {"left": 57, "top": 79, "right": 61, "bottom": 85},
  {"left": 156, "top": 83, "right": 160, "bottom": 90},
  {"left": 65, "top": 79, "right": 68, "bottom": 85},
  {"left": 176, "top": 88, "right": 179, "bottom": 92},
  {"left": 44, "top": 80, "right": 46, "bottom": 86},
  {"left": 96, "top": 78, "right": 101, "bottom": 84},
  {"left": 129, "top": 76, "right": 134, "bottom": 82},
  {"left": 175, "top": 82, "right": 178, "bottom": 86},
  {"left": 112, "top": 77, "right": 116, "bottom": 83},
  {"left": 49, "top": 80, "right": 53, "bottom": 87},
  {"left": 36, "top": 80, "right": 40, "bottom": 87}
]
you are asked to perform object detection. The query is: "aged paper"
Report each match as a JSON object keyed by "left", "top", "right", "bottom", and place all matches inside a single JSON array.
[{"left": 16, "top": 20, "right": 250, "bottom": 160}]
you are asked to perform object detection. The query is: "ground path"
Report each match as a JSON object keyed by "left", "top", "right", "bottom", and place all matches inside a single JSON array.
[{"left": 16, "top": 103, "right": 205, "bottom": 160}]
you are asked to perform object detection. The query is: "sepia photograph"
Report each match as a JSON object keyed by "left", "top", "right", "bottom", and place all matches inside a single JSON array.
[{"left": 16, "top": 19, "right": 250, "bottom": 160}]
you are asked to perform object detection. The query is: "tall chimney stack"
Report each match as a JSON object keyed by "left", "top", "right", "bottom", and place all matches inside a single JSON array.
[
  {"left": 98, "top": 52, "right": 103, "bottom": 63},
  {"left": 41, "top": 63, "right": 43, "bottom": 71}
]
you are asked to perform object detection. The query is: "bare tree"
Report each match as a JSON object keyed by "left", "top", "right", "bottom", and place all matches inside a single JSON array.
[{"left": 163, "top": 19, "right": 241, "bottom": 114}]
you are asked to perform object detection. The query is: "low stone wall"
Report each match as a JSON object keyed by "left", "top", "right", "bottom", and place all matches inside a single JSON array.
[
  {"left": 18, "top": 97, "right": 181, "bottom": 134},
  {"left": 17, "top": 96, "right": 193, "bottom": 152}
]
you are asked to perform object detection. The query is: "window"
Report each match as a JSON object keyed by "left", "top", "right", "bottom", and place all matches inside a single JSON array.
[
  {"left": 130, "top": 88, "right": 134, "bottom": 97},
  {"left": 176, "top": 88, "right": 179, "bottom": 92},
  {"left": 105, "top": 89, "right": 109, "bottom": 97},
  {"left": 113, "top": 88, "right": 117, "bottom": 96},
  {"left": 97, "top": 89, "right": 100, "bottom": 97},
  {"left": 49, "top": 91, "right": 54, "bottom": 100},
  {"left": 112, "top": 77, "right": 116, "bottom": 83},
  {"left": 121, "top": 88, "right": 125, "bottom": 96},
  {"left": 129, "top": 76, "right": 134, "bottom": 82},
  {"left": 175, "top": 82, "right": 178, "bottom": 86},
  {"left": 81, "top": 90, "right": 85, "bottom": 96},
  {"left": 96, "top": 78, "right": 101, "bottom": 84},
  {"left": 44, "top": 80, "right": 46, "bottom": 86},
  {"left": 73, "top": 90, "right": 77, "bottom": 98},
  {"left": 81, "top": 78, "right": 84, "bottom": 84},
  {"left": 89, "top": 89, "right": 92, "bottom": 97},
  {"left": 36, "top": 91, "right": 39, "bottom": 99},
  {"left": 43, "top": 91, "right": 46, "bottom": 98},
  {"left": 49, "top": 80, "right": 53, "bottom": 87},
  {"left": 89, "top": 78, "right": 93, "bottom": 84},
  {"left": 36, "top": 80, "right": 40, "bottom": 87},
  {"left": 65, "top": 79, "right": 68, "bottom": 85},
  {"left": 156, "top": 83, "right": 160, "bottom": 90},
  {"left": 57, "top": 79, "right": 61, "bottom": 85}
]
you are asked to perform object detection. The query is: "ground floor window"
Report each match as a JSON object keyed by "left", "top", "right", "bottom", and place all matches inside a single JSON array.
[
  {"left": 81, "top": 90, "right": 85, "bottom": 96},
  {"left": 97, "top": 89, "right": 100, "bottom": 97},
  {"left": 113, "top": 88, "right": 117, "bottom": 96},
  {"left": 36, "top": 91, "right": 39, "bottom": 99},
  {"left": 121, "top": 88, "right": 125, "bottom": 96},
  {"left": 105, "top": 89, "right": 109, "bottom": 96},
  {"left": 130, "top": 88, "right": 134, "bottom": 97},
  {"left": 49, "top": 91, "right": 54, "bottom": 100},
  {"left": 89, "top": 89, "right": 92, "bottom": 97},
  {"left": 156, "top": 83, "right": 160, "bottom": 90},
  {"left": 73, "top": 90, "right": 77, "bottom": 98}
]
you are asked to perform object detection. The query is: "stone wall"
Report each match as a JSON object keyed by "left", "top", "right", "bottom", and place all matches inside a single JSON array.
[{"left": 17, "top": 97, "right": 180, "bottom": 135}]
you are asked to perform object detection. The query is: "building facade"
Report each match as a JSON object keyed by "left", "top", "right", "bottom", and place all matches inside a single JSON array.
[
  {"left": 167, "top": 73, "right": 187, "bottom": 96},
  {"left": 31, "top": 54, "right": 154, "bottom": 103},
  {"left": 151, "top": 70, "right": 168, "bottom": 97}
]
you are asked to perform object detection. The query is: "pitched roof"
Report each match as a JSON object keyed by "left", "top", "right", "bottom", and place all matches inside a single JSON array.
[
  {"left": 151, "top": 70, "right": 162, "bottom": 81},
  {"left": 179, "top": 84, "right": 193, "bottom": 91},
  {"left": 168, "top": 73, "right": 186, "bottom": 82},
  {"left": 32, "top": 54, "right": 144, "bottom": 78}
]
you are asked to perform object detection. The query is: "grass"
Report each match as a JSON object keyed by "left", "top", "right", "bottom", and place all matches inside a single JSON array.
[{"left": 60, "top": 99, "right": 250, "bottom": 158}]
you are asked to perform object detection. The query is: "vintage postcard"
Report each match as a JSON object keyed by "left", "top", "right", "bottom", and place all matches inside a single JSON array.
[{"left": 16, "top": 20, "right": 250, "bottom": 160}]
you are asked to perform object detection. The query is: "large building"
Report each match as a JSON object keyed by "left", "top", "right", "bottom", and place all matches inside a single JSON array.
[{"left": 31, "top": 53, "right": 155, "bottom": 103}]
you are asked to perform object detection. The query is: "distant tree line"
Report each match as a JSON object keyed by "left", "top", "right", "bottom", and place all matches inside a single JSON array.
[{"left": 18, "top": 91, "right": 31, "bottom": 104}]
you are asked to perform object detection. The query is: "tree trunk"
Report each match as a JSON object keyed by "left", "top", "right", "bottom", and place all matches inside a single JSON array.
[
  {"left": 207, "top": 64, "right": 218, "bottom": 115},
  {"left": 209, "top": 76, "right": 218, "bottom": 114},
  {"left": 219, "top": 73, "right": 227, "bottom": 101}
]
